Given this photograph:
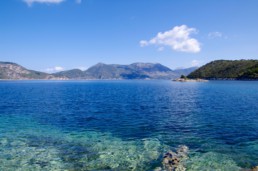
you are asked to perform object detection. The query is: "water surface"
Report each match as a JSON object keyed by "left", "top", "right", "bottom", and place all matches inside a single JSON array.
[{"left": 0, "top": 80, "right": 258, "bottom": 170}]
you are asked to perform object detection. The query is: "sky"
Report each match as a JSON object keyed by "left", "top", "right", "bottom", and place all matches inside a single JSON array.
[{"left": 0, "top": 0, "right": 258, "bottom": 72}]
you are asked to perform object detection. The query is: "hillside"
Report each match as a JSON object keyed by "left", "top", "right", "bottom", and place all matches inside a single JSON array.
[
  {"left": 188, "top": 60, "right": 258, "bottom": 80},
  {"left": 53, "top": 69, "right": 86, "bottom": 79},
  {"left": 85, "top": 63, "right": 130, "bottom": 79},
  {"left": 54, "top": 62, "right": 195, "bottom": 80},
  {"left": 85, "top": 63, "right": 178, "bottom": 79},
  {"left": 0, "top": 62, "right": 63, "bottom": 80}
]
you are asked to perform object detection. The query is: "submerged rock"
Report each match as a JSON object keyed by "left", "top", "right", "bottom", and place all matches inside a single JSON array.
[
  {"left": 162, "top": 145, "right": 189, "bottom": 171},
  {"left": 186, "top": 152, "right": 241, "bottom": 171},
  {"left": 252, "top": 166, "right": 258, "bottom": 171}
]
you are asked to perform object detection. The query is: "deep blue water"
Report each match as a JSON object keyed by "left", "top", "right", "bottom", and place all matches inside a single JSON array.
[{"left": 0, "top": 80, "right": 258, "bottom": 170}]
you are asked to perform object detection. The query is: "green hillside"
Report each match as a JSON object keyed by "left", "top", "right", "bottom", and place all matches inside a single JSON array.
[{"left": 188, "top": 60, "right": 258, "bottom": 80}]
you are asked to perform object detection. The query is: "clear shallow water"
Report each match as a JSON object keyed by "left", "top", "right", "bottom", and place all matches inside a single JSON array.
[{"left": 0, "top": 80, "right": 258, "bottom": 170}]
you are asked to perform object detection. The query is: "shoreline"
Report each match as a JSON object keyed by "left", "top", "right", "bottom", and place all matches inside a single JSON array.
[
  {"left": 173, "top": 78, "right": 209, "bottom": 82},
  {"left": 1, "top": 78, "right": 258, "bottom": 81}
]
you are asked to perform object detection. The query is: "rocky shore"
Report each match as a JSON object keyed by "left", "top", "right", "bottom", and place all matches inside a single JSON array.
[{"left": 173, "top": 78, "right": 208, "bottom": 82}]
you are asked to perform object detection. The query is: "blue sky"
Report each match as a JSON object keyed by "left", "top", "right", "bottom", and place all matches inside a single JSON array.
[{"left": 0, "top": 0, "right": 258, "bottom": 72}]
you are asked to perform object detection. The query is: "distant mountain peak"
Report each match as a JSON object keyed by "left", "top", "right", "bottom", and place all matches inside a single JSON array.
[
  {"left": 0, "top": 61, "right": 19, "bottom": 65},
  {"left": 94, "top": 62, "right": 106, "bottom": 66},
  {"left": 0, "top": 61, "right": 65, "bottom": 80},
  {"left": 131, "top": 62, "right": 156, "bottom": 65}
]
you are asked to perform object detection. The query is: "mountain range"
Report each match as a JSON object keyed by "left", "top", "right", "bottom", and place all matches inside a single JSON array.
[{"left": 0, "top": 61, "right": 197, "bottom": 80}]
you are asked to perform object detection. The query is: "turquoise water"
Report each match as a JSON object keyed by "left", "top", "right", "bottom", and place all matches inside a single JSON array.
[{"left": 0, "top": 80, "right": 258, "bottom": 170}]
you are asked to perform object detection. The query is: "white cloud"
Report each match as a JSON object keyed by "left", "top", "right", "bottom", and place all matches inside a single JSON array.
[
  {"left": 140, "top": 25, "right": 201, "bottom": 53},
  {"left": 77, "top": 66, "right": 87, "bottom": 71},
  {"left": 46, "top": 66, "right": 65, "bottom": 73},
  {"left": 191, "top": 60, "right": 200, "bottom": 67},
  {"left": 24, "top": 0, "right": 65, "bottom": 6},
  {"left": 24, "top": 0, "right": 82, "bottom": 6},
  {"left": 157, "top": 47, "right": 164, "bottom": 51},
  {"left": 208, "top": 31, "right": 227, "bottom": 39},
  {"left": 75, "top": 0, "right": 82, "bottom": 4},
  {"left": 139, "top": 40, "right": 148, "bottom": 47}
]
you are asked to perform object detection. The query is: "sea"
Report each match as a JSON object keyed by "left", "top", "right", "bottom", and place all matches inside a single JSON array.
[{"left": 0, "top": 80, "right": 257, "bottom": 170}]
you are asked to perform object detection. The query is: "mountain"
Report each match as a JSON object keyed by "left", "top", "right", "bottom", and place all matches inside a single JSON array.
[
  {"left": 85, "top": 63, "right": 130, "bottom": 79},
  {"left": 188, "top": 60, "right": 258, "bottom": 80},
  {"left": 54, "top": 62, "right": 191, "bottom": 80},
  {"left": 0, "top": 62, "right": 65, "bottom": 80},
  {"left": 85, "top": 62, "right": 178, "bottom": 79},
  {"left": 128, "top": 63, "right": 177, "bottom": 79},
  {"left": 53, "top": 69, "right": 86, "bottom": 79}
]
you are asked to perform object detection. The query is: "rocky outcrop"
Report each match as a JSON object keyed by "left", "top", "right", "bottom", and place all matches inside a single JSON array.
[
  {"left": 173, "top": 78, "right": 208, "bottom": 82},
  {"left": 251, "top": 166, "right": 258, "bottom": 171},
  {"left": 0, "top": 62, "right": 66, "bottom": 80},
  {"left": 155, "top": 145, "right": 189, "bottom": 171},
  {"left": 163, "top": 145, "right": 188, "bottom": 171}
]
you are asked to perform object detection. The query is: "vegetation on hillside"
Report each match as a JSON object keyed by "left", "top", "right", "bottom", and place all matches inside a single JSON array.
[{"left": 188, "top": 60, "right": 258, "bottom": 80}]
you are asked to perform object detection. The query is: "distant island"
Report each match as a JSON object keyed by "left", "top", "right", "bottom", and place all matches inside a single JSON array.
[
  {"left": 0, "top": 62, "right": 197, "bottom": 80},
  {"left": 173, "top": 75, "right": 208, "bottom": 82},
  {"left": 188, "top": 59, "right": 258, "bottom": 80}
]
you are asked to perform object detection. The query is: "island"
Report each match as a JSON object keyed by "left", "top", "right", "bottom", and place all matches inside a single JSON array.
[
  {"left": 187, "top": 59, "right": 258, "bottom": 80},
  {"left": 173, "top": 75, "right": 208, "bottom": 82}
]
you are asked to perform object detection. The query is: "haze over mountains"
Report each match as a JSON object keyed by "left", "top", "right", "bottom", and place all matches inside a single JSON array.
[{"left": 0, "top": 62, "right": 197, "bottom": 80}]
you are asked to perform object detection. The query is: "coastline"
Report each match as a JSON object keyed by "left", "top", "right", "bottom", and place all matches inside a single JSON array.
[
  {"left": 1, "top": 78, "right": 258, "bottom": 81},
  {"left": 173, "top": 78, "right": 209, "bottom": 82}
]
